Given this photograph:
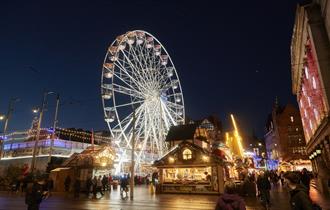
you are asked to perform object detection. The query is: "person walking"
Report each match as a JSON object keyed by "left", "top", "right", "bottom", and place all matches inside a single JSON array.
[
  {"left": 96, "top": 176, "right": 104, "bottom": 196},
  {"left": 120, "top": 175, "right": 128, "bottom": 199},
  {"left": 92, "top": 176, "right": 97, "bottom": 198},
  {"left": 102, "top": 175, "right": 108, "bottom": 192},
  {"left": 257, "top": 171, "right": 271, "bottom": 208},
  {"left": 73, "top": 179, "right": 80, "bottom": 198},
  {"left": 300, "top": 168, "right": 311, "bottom": 193},
  {"left": 25, "top": 183, "right": 43, "bottom": 210},
  {"left": 85, "top": 177, "right": 93, "bottom": 197},
  {"left": 283, "top": 172, "right": 314, "bottom": 210},
  {"left": 108, "top": 174, "right": 113, "bottom": 192},
  {"left": 64, "top": 175, "right": 71, "bottom": 192},
  {"left": 47, "top": 178, "right": 54, "bottom": 196},
  {"left": 215, "top": 181, "right": 246, "bottom": 210}
]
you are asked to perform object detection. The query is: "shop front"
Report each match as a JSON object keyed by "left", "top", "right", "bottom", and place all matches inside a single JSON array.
[{"left": 154, "top": 141, "right": 224, "bottom": 194}]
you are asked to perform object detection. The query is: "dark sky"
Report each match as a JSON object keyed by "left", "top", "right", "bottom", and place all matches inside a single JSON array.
[{"left": 0, "top": 0, "right": 303, "bottom": 137}]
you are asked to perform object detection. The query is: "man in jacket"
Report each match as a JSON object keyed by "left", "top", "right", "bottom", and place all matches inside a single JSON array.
[
  {"left": 215, "top": 181, "right": 246, "bottom": 210},
  {"left": 284, "top": 172, "right": 313, "bottom": 210},
  {"left": 257, "top": 170, "right": 271, "bottom": 207}
]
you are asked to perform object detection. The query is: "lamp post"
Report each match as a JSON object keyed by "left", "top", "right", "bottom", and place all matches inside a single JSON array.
[
  {"left": 0, "top": 98, "right": 20, "bottom": 160},
  {"left": 30, "top": 91, "right": 54, "bottom": 173},
  {"left": 130, "top": 109, "right": 136, "bottom": 200},
  {"left": 48, "top": 94, "right": 60, "bottom": 163}
]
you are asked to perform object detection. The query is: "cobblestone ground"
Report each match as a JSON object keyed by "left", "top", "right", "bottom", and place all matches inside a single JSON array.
[{"left": 0, "top": 179, "right": 328, "bottom": 210}]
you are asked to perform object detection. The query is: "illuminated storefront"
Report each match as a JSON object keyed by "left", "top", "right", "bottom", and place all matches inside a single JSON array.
[{"left": 154, "top": 141, "right": 224, "bottom": 194}]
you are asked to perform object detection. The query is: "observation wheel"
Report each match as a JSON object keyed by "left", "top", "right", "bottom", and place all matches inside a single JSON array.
[{"left": 101, "top": 30, "right": 185, "bottom": 173}]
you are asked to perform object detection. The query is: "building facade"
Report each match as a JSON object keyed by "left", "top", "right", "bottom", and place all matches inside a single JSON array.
[
  {"left": 264, "top": 103, "right": 308, "bottom": 170},
  {"left": 291, "top": 0, "right": 330, "bottom": 194}
]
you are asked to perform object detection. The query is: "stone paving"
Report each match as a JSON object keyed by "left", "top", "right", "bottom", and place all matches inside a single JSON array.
[{"left": 0, "top": 180, "right": 328, "bottom": 210}]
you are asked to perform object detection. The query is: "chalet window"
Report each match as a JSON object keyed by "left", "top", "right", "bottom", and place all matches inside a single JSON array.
[{"left": 182, "top": 149, "right": 192, "bottom": 160}]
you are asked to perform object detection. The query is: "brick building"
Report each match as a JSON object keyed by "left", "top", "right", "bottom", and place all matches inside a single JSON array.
[{"left": 264, "top": 102, "right": 308, "bottom": 169}]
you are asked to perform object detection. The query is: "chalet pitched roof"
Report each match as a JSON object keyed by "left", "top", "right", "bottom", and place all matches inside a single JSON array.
[
  {"left": 165, "top": 123, "right": 198, "bottom": 141},
  {"left": 154, "top": 141, "right": 223, "bottom": 167},
  {"left": 62, "top": 145, "right": 115, "bottom": 167}
]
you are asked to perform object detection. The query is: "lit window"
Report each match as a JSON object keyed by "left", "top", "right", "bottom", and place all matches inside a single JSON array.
[
  {"left": 296, "top": 128, "right": 299, "bottom": 131},
  {"left": 290, "top": 116, "right": 294, "bottom": 123},
  {"left": 183, "top": 149, "right": 192, "bottom": 160},
  {"left": 314, "top": 108, "right": 319, "bottom": 121},
  {"left": 300, "top": 99, "right": 304, "bottom": 108},
  {"left": 305, "top": 66, "right": 309, "bottom": 79},
  {"left": 309, "top": 120, "right": 313, "bottom": 131},
  {"left": 308, "top": 97, "right": 311, "bottom": 106},
  {"left": 312, "top": 77, "right": 317, "bottom": 89}
]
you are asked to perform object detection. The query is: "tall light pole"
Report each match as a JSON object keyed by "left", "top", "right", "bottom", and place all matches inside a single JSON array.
[
  {"left": 48, "top": 94, "right": 60, "bottom": 163},
  {"left": 30, "top": 91, "right": 54, "bottom": 173},
  {"left": 0, "top": 98, "right": 20, "bottom": 160},
  {"left": 130, "top": 109, "right": 136, "bottom": 200}
]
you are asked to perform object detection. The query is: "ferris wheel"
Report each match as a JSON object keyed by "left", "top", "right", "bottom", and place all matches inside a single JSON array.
[{"left": 101, "top": 30, "right": 185, "bottom": 173}]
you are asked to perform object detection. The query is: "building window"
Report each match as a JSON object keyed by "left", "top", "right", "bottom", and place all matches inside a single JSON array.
[
  {"left": 290, "top": 116, "right": 294, "bottom": 123},
  {"left": 305, "top": 66, "right": 309, "bottom": 79},
  {"left": 312, "top": 77, "right": 317, "bottom": 89},
  {"left": 183, "top": 149, "right": 192, "bottom": 160},
  {"left": 296, "top": 127, "right": 299, "bottom": 131}
]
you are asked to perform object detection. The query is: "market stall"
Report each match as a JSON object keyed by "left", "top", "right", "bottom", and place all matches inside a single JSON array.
[
  {"left": 50, "top": 145, "right": 115, "bottom": 191},
  {"left": 153, "top": 141, "right": 224, "bottom": 194}
]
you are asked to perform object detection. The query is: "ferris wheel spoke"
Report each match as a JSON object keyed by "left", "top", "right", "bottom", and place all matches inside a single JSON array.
[
  {"left": 112, "top": 83, "right": 145, "bottom": 99},
  {"left": 160, "top": 100, "right": 177, "bottom": 126},
  {"left": 114, "top": 100, "right": 145, "bottom": 109},
  {"left": 119, "top": 51, "right": 151, "bottom": 89},
  {"left": 164, "top": 100, "right": 184, "bottom": 109},
  {"left": 114, "top": 61, "right": 148, "bottom": 93},
  {"left": 136, "top": 41, "right": 158, "bottom": 83},
  {"left": 126, "top": 46, "right": 151, "bottom": 82},
  {"left": 112, "top": 103, "right": 144, "bottom": 142},
  {"left": 120, "top": 49, "right": 151, "bottom": 88},
  {"left": 112, "top": 65, "right": 141, "bottom": 91}
]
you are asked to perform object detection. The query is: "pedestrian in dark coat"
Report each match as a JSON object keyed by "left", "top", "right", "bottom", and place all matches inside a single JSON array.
[
  {"left": 64, "top": 175, "right": 71, "bottom": 192},
  {"left": 73, "top": 179, "right": 80, "bottom": 198},
  {"left": 300, "top": 168, "right": 311, "bottom": 192},
  {"left": 284, "top": 172, "right": 314, "bottom": 210},
  {"left": 215, "top": 181, "right": 246, "bottom": 210},
  {"left": 257, "top": 171, "right": 271, "bottom": 206},
  {"left": 85, "top": 177, "right": 93, "bottom": 197},
  {"left": 25, "top": 183, "right": 43, "bottom": 210}
]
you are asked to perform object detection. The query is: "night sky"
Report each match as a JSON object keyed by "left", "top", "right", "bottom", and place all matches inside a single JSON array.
[{"left": 0, "top": 0, "right": 303, "bottom": 137}]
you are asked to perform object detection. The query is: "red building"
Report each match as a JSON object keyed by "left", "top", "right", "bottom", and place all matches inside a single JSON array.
[{"left": 291, "top": 0, "right": 330, "bottom": 194}]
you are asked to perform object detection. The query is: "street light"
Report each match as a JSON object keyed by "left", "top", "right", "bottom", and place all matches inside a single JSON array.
[
  {"left": 48, "top": 94, "right": 60, "bottom": 163},
  {"left": 30, "top": 91, "right": 56, "bottom": 173},
  {"left": 0, "top": 97, "right": 20, "bottom": 160}
]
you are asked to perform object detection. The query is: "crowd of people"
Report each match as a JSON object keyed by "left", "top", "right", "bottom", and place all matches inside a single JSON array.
[
  {"left": 215, "top": 168, "right": 320, "bottom": 210},
  {"left": 61, "top": 172, "right": 159, "bottom": 200}
]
